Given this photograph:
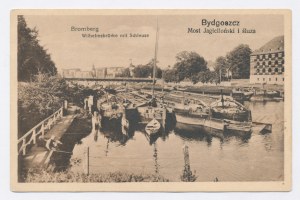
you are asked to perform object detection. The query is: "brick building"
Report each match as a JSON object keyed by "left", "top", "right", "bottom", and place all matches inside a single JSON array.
[{"left": 250, "top": 35, "right": 284, "bottom": 85}]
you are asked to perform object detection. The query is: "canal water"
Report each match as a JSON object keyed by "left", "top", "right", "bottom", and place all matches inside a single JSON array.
[{"left": 68, "top": 101, "right": 284, "bottom": 182}]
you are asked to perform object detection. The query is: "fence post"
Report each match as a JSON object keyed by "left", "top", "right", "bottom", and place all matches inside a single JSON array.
[
  {"left": 32, "top": 129, "right": 36, "bottom": 144},
  {"left": 48, "top": 119, "right": 52, "bottom": 130},
  {"left": 53, "top": 112, "right": 56, "bottom": 122},
  {"left": 22, "top": 138, "right": 26, "bottom": 155},
  {"left": 41, "top": 123, "right": 45, "bottom": 136},
  {"left": 64, "top": 100, "right": 68, "bottom": 109},
  {"left": 61, "top": 107, "right": 64, "bottom": 117},
  {"left": 83, "top": 146, "right": 90, "bottom": 175}
]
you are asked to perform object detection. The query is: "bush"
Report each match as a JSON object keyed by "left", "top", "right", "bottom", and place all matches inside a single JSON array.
[
  {"left": 18, "top": 75, "right": 67, "bottom": 137},
  {"left": 24, "top": 168, "right": 169, "bottom": 183}
]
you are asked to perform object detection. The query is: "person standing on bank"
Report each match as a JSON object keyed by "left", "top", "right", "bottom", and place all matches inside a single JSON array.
[{"left": 92, "top": 111, "right": 101, "bottom": 141}]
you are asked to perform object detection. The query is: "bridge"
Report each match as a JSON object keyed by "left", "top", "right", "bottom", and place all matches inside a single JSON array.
[
  {"left": 64, "top": 77, "right": 154, "bottom": 82},
  {"left": 64, "top": 77, "right": 156, "bottom": 87}
]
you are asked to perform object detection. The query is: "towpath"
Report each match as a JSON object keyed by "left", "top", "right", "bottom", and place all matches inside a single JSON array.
[{"left": 21, "top": 106, "right": 78, "bottom": 170}]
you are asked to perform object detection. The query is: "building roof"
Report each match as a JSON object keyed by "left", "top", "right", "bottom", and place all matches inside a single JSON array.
[{"left": 252, "top": 35, "right": 284, "bottom": 55}]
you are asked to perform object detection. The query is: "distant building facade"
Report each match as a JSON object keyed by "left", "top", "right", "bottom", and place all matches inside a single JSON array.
[
  {"left": 250, "top": 36, "right": 284, "bottom": 85},
  {"left": 106, "top": 67, "right": 125, "bottom": 78},
  {"left": 62, "top": 68, "right": 80, "bottom": 78},
  {"left": 95, "top": 68, "right": 107, "bottom": 78},
  {"left": 62, "top": 65, "right": 125, "bottom": 79}
]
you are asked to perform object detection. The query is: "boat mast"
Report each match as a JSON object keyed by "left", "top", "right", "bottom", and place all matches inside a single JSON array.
[{"left": 152, "top": 19, "right": 159, "bottom": 99}]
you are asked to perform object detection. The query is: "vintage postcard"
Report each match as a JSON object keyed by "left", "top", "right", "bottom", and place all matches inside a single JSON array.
[{"left": 10, "top": 9, "right": 292, "bottom": 192}]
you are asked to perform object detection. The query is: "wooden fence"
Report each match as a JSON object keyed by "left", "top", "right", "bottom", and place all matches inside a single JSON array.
[{"left": 17, "top": 107, "right": 64, "bottom": 155}]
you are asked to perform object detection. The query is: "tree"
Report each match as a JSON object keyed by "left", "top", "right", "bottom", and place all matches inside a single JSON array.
[
  {"left": 163, "top": 69, "right": 178, "bottom": 83},
  {"left": 214, "top": 56, "right": 228, "bottom": 82},
  {"left": 18, "top": 75, "right": 68, "bottom": 137},
  {"left": 117, "top": 68, "right": 131, "bottom": 77},
  {"left": 18, "top": 75, "right": 104, "bottom": 137},
  {"left": 132, "top": 64, "right": 152, "bottom": 78},
  {"left": 18, "top": 15, "right": 57, "bottom": 82},
  {"left": 132, "top": 59, "right": 162, "bottom": 78},
  {"left": 226, "top": 44, "right": 252, "bottom": 79},
  {"left": 174, "top": 51, "right": 208, "bottom": 82},
  {"left": 191, "top": 70, "right": 219, "bottom": 85}
]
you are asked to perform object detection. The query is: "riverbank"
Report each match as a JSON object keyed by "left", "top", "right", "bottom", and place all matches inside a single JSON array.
[{"left": 24, "top": 168, "right": 169, "bottom": 182}]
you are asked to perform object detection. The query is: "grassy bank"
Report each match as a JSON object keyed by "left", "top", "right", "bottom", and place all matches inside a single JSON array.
[{"left": 24, "top": 168, "right": 169, "bottom": 182}]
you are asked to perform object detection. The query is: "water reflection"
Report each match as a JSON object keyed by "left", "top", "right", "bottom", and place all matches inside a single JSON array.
[
  {"left": 105, "top": 139, "right": 109, "bottom": 156},
  {"left": 91, "top": 110, "right": 253, "bottom": 148},
  {"left": 49, "top": 116, "right": 92, "bottom": 171},
  {"left": 174, "top": 122, "right": 251, "bottom": 147},
  {"left": 54, "top": 101, "right": 284, "bottom": 182},
  {"left": 99, "top": 118, "right": 135, "bottom": 146},
  {"left": 153, "top": 143, "right": 159, "bottom": 175}
]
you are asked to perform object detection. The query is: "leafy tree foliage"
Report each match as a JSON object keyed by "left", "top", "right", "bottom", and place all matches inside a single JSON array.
[
  {"left": 18, "top": 15, "right": 57, "bottom": 82},
  {"left": 214, "top": 56, "right": 228, "bottom": 82},
  {"left": 18, "top": 75, "right": 68, "bottom": 137},
  {"left": 173, "top": 51, "right": 208, "bottom": 82},
  {"left": 162, "top": 69, "right": 178, "bottom": 83},
  {"left": 191, "top": 70, "right": 219, "bottom": 85},
  {"left": 132, "top": 59, "right": 162, "bottom": 78},
  {"left": 18, "top": 74, "right": 102, "bottom": 137},
  {"left": 117, "top": 68, "right": 131, "bottom": 77},
  {"left": 226, "top": 44, "right": 252, "bottom": 79}
]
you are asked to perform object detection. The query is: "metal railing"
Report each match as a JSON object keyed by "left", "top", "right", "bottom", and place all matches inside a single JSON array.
[{"left": 18, "top": 106, "right": 64, "bottom": 155}]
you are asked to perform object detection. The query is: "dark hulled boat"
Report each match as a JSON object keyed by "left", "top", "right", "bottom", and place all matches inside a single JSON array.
[
  {"left": 164, "top": 94, "right": 210, "bottom": 120},
  {"left": 164, "top": 92, "right": 252, "bottom": 136},
  {"left": 98, "top": 94, "right": 124, "bottom": 127},
  {"left": 210, "top": 96, "right": 252, "bottom": 122}
]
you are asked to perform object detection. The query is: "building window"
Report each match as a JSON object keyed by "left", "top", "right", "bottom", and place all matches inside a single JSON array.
[
  {"left": 282, "top": 67, "right": 284, "bottom": 72},
  {"left": 269, "top": 78, "right": 271, "bottom": 81},
  {"left": 278, "top": 52, "right": 282, "bottom": 57},
  {"left": 263, "top": 78, "right": 265, "bottom": 81},
  {"left": 256, "top": 69, "right": 260, "bottom": 73},
  {"left": 275, "top": 68, "right": 279, "bottom": 73},
  {"left": 276, "top": 78, "right": 278, "bottom": 81},
  {"left": 268, "top": 68, "right": 272, "bottom": 73},
  {"left": 271, "top": 54, "right": 275, "bottom": 58},
  {"left": 259, "top": 55, "right": 263, "bottom": 59},
  {"left": 257, "top": 78, "right": 259, "bottom": 81},
  {"left": 268, "top": 61, "right": 272, "bottom": 65},
  {"left": 282, "top": 60, "right": 285, "bottom": 64},
  {"left": 262, "top": 68, "right": 266, "bottom": 73},
  {"left": 262, "top": 61, "right": 266, "bottom": 66},
  {"left": 283, "top": 78, "right": 284, "bottom": 81},
  {"left": 275, "top": 60, "right": 278, "bottom": 65}
]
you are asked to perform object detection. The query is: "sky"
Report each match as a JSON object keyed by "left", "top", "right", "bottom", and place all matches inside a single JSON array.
[{"left": 24, "top": 14, "right": 284, "bottom": 72}]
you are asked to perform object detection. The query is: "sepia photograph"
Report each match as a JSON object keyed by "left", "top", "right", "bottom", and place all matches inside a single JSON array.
[{"left": 10, "top": 9, "right": 292, "bottom": 191}]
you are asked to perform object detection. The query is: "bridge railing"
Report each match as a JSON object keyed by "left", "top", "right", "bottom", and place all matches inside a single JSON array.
[
  {"left": 64, "top": 77, "right": 154, "bottom": 82},
  {"left": 18, "top": 106, "right": 64, "bottom": 156}
]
